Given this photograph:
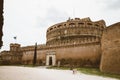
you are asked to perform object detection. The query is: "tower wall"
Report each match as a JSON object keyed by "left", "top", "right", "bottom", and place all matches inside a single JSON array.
[
  {"left": 46, "top": 18, "right": 105, "bottom": 46},
  {"left": 10, "top": 43, "right": 21, "bottom": 52},
  {"left": 100, "top": 22, "right": 120, "bottom": 74}
]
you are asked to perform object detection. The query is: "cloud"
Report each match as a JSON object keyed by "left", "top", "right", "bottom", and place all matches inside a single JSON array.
[
  {"left": 106, "top": 0, "right": 120, "bottom": 10},
  {"left": 2, "top": 0, "right": 120, "bottom": 51},
  {"left": 36, "top": 7, "right": 69, "bottom": 28},
  {"left": 98, "top": 0, "right": 120, "bottom": 11}
]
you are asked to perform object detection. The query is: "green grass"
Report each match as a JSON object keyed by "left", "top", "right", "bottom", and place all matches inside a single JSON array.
[
  {"left": 47, "top": 66, "right": 69, "bottom": 70},
  {"left": 0, "top": 64, "right": 36, "bottom": 67},
  {"left": 47, "top": 66, "right": 120, "bottom": 79},
  {"left": 77, "top": 67, "right": 120, "bottom": 79}
]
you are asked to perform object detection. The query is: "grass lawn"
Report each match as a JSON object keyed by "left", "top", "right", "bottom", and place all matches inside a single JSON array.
[
  {"left": 77, "top": 67, "right": 120, "bottom": 79},
  {"left": 47, "top": 66, "right": 120, "bottom": 79}
]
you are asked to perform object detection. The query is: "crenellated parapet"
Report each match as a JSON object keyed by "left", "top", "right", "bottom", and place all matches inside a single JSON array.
[
  {"left": 21, "top": 46, "right": 35, "bottom": 51},
  {"left": 46, "top": 17, "right": 106, "bottom": 46},
  {"left": 10, "top": 43, "right": 21, "bottom": 52}
]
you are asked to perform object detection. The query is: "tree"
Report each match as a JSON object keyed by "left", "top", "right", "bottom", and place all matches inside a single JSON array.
[{"left": 33, "top": 43, "right": 37, "bottom": 66}]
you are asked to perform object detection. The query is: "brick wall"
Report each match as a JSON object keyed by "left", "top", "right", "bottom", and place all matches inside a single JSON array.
[{"left": 100, "top": 22, "right": 120, "bottom": 74}]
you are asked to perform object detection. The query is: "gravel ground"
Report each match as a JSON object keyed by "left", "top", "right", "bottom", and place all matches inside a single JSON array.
[{"left": 0, "top": 66, "right": 118, "bottom": 80}]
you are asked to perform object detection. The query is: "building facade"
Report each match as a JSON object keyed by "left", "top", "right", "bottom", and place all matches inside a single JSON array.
[
  {"left": 1, "top": 17, "right": 120, "bottom": 74},
  {"left": 0, "top": 17, "right": 106, "bottom": 68},
  {"left": 0, "top": 43, "right": 22, "bottom": 64}
]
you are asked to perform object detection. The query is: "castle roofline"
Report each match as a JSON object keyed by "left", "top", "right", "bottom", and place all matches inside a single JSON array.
[
  {"left": 108, "top": 22, "right": 120, "bottom": 27},
  {"left": 67, "top": 17, "right": 91, "bottom": 22},
  {"left": 47, "top": 17, "right": 106, "bottom": 33}
]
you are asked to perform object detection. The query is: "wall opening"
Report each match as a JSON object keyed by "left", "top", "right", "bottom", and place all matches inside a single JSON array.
[
  {"left": 46, "top": 51, "right": 56, "bottom": 66},
  {"left": 49, "top": 57, "right": 52, "bottom": 65}
]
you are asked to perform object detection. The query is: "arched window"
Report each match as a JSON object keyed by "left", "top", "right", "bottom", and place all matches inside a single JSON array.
[
  {"left": 95, "top": 24, "right": 99, "bottom": 27},
  {"left": 54, "top": 26, "right": 56, "bottom": 29},
  {"left": 57, "top": 25, "right": 62, "bottom": 28},
  {"left": 50, "top": 28, "right": 53, "bottom": 30},
  {"left": 69, "top": 23, "right": 75, "bottom": 27},
  {"left": 64, "top": 24, "right": 66, "bottom": 26},
  {"left": 87, "top": 23, "right": 92, "bottom": 25},
  {"left": 78, "top": 22, "right": 84, "bottom": 25},
  {"left": 64, "top": 30, "right": 67, "bottom": 34}
]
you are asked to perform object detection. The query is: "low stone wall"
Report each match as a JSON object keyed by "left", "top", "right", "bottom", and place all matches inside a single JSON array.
[{"left": 100, "top": 22, "right": 120, "bottom": 74}]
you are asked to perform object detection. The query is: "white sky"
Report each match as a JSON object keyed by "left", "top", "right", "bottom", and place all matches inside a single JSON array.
[{"left": 1, "top": 0, "right": 120, "bottom": 51}]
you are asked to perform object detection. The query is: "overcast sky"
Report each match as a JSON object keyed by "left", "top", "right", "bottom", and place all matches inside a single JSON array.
[{"left": 1, "top": 0, "right": 120, "bottom": 51}]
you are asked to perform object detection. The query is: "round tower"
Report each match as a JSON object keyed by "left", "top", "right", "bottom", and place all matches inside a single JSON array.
[{"left": 46, "top": 17, "right": 106, "bottom": 46}]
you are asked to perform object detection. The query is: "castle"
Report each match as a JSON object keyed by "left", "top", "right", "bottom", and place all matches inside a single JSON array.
[{"left": 0, "top": 17, "right": 120, "bottom": 74}]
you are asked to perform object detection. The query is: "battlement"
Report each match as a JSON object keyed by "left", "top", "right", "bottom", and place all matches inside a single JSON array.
[
  {"left": 67, "top": 17, "right": 91, "bottom": 22},
  {"left": 10, "top": 43, "right": 21, "bottom": 52},
  {"left": 47, "top": 17, "right": 106, "bottom": 33}
]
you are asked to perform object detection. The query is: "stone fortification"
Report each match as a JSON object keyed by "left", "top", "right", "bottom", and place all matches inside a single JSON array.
[
  {"left": 1, "top": 17, "right": 120, "bottom": 75},
  {"left": 21, "top": 17, "right": 105, "bottom": 67},
  {"left": 47, "top": 17, "right": 105, "bottom": 46},
  {"left": 100, "top": 22, "right": 120, "bottom": 74},
  {"left": 1, "top": 17, "right": 106, "bottom": 67}
]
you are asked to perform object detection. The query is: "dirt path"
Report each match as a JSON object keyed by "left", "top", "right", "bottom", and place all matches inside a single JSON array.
[{"left": 0, "top": 66, "right": 118, "bottom": 80}]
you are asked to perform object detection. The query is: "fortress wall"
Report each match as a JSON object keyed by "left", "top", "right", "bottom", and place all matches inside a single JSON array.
[
  {"left": 22, "top": 49, "right": 47, "bottom": 65},
  {"left": 22, "top": 51, "right": 34, "bottom": 64},
  {"left": 36, "top": 50, "right": 47, "bottom": 65},
  {"left": 100, "top": 23, "right": 120, "bottom": 74},
  {"left": 55, "top": 44, "right": 101, "bottom": 60},
  {"left": 54, "top": 44, "right": 101, "bottom": 67},
  {"left": 21, "top": 18, "right": 105, "bottom": 66},
  {"left": 22, "top": 43, "right": 101, "bottom": 66}
]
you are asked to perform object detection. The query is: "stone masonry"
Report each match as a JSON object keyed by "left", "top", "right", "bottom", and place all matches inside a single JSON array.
[
  {"left": 0, "top": 18, "right": 120, "bottom": 74},
  {"left": 100, "top": 22, "right": 120, "bottom": 74}
]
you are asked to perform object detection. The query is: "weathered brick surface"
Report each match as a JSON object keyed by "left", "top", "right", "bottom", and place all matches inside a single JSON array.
[
  {"left": 100, "top": 22, "right": 120, "bottom": 74},
  {"left": 1, "top": 18, "right": 105, "bottom": 67}
]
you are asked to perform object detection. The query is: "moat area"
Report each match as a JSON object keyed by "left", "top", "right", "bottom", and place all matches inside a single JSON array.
[{"left": 0, "top": 66, "right": 117, "bottom": 80}]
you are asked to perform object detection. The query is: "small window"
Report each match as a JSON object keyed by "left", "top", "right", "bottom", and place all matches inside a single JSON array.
[
  {"left": 57, "top": 25, "right": 62, "bottom": 28},
  {"left": 87, "top": 23, "right": 92, "bottom": 25},
  {"left": 50, "top": 28, "right": 53, "bottom": 30},
  {"left": 95, "top": 24, "right": 99, "bottom": 27},
  {"left": 69, "top": 23, "right": 75, "bottom": 27},
  {"left": 78, "top": 23, "right": 84, "bottom": 25},
  {"left": 101, "top": 26, "right": 104, "bottom": 28},
  {"left": 64, "top": 30, "right": 67, "bottom": 34},
  {"left": 54, "top": 26, "right": 56, "bottom": 28},
  {"left": 64, "top": 24, "right": 66, "bottom": 26}
]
